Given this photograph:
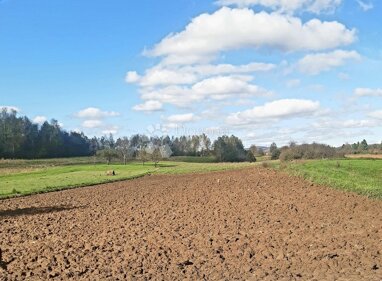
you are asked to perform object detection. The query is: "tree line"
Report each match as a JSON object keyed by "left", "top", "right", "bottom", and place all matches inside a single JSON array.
[
  {"left": 93, "top": 133, "right": 256, "bottom": 164},
  {"left": 267, "top": 139, "right": 382, "bottom": 162},
  {"left": 2, "top": 110, "right": 381, "bottom": 162},
  {"left": 0, "top": 109, "right": 91, "bottom": 159},
  {"left": 0, "top": 110, "right": 255, "bottom": 163}
]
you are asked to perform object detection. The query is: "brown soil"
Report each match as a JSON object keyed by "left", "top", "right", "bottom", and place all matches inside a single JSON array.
[{"left": 0, "top": 168, "right": 381, "bottom": 280}]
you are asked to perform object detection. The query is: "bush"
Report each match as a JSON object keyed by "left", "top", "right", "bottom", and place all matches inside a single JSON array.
[
  {"left": 96, "top": 148, "right": 119, "bottom": 165},
  {"left": 279, "top": 149, "right": 294, "bottom": 161},
  {"left": 279, "top": 143, "right": 342, "bottom": 162},
  {"left": 271, "top": 148, "right": 281, "bottom": 160},
  {"left": 246, "top": 150, "right": 257, "bottom": 162},
  {"left": 213, "top": 135, "right": 247, "bottom": 162}
]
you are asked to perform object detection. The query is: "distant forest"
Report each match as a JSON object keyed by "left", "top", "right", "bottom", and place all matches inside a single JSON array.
[
  {"left": 0, "top": 109, "right": 217, "bottom": 159},
  {"left": 0, "top": 109, "right": 92, "bottom": 159},
  {"left": 0, "top": 109, "right": 381, "bottom": 160}
]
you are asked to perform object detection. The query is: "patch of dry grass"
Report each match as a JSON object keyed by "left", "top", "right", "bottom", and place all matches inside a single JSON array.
[{"left": 345, "top": 154, "right": 382, "bottom": 159}]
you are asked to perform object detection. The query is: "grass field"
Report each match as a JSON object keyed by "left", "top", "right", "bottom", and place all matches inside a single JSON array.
[
  {"left": 277, "top": 159, "right": 382, "bottom": 198},
  {"left": 0, "top": 158, "right": 254, "bottom": 198},
  {"left": 169, "top": 156, "right": 217, "bottom": 163}
]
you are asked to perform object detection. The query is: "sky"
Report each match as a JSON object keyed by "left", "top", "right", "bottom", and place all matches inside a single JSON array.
[{"left": 1, "top": 0, "right": 381, "bottom": 146}]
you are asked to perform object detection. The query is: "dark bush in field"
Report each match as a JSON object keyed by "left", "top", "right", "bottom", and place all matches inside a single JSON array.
[
  {"left": 271, "top": 149, "right": 281, "bottom": 160},
  {"left": 213, "top": 135, "right": 247, "bottom": 162},
  {"left": 279, "top": 143, "right": 342, "bottom": 161},
  {"left": 246, "top": 150, "right": 257, "bottom": 163}
]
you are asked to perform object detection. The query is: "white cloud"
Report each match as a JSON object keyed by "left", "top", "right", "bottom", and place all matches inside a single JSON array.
[
  {"left": 129, "top": 67, "right": 197, "bottom": 87},
  {"left": 139, "top": 75, "right": 272, "bottom": 107},
  {"left": 126, "top": 62, "right": 275, "bottom": 87},
  {"left": 226, "top": 99, "right": 320, "bottom": 125},
  {"left": 354, "top": 88, "right": 382, "bottom": 97},
  {"left": 286, "top": 79, "right": 301, "bottom": 88},
  {"left": 147, "top": 7, "right": 356, "bottom": 64},
  {"left": 133, "top": 100, "right": 163, "bottom": 112},
  {"left": 368, "top": 110, "right": 382, "bottom": 119},
  {"left": 75, "top": 107, "right": 120, "bottom": 119},
  {"left": 102, "top": 126, "right": 119, "bottom": 135},
  {"left": 166, "top": 113, "right": 196, "bottom": 123},
  {"left": 125, "top": 71, "right": 141, "bottom": 83},
  {"left": 215, "top": 0, "right": 342, "bottom": 14},
  {"left": 192, "top": 75, "right": 271, "bottom": 99},
  {"left": 0, "top": 106, "right": 20, "bottom": 113},
  {"left": 140, "top": 86, "right": 196, "bottom": 107},
  {"left": 342, "top": 119, "right": 377, "bottom": 128},
  {"left": 313, "top": 118, "right": 379, "bottom": 129},
  {"left": 356, "top": 0, "right": 373, "bottom": 11},
  {"left": 33, "top": 116, "right": 47, "bottom": 125},
  {"left": 297, "top": 50, "right": 360, "bottom": 75},
  {"left": 82, "top": 120, "right": 103, "bottom": 128}
]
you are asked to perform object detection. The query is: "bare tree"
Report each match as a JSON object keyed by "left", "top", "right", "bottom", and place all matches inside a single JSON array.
[
  {"left": 152, "top": 147, "right": 162, "bottom": 167},
  {"left": 116, "top": 137, "right": 133, "bottom": 165},
  {"left": 96, "top": 148, "right": 119, "bottom": 165},
  {"left": 137, "top": 146, "right": 149, "bottom": 166},
  {"left": 160, "top": 144, "right": 173, "bottom": 160}
]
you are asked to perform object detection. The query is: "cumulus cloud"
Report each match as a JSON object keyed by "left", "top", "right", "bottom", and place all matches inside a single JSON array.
[
  {"left": 82, "top": 120, "right": 103, "bottom": 129},
  {"left": 125, "top": 71, "right": 141, "bottom": 83},
  {"left": 33, "top": 116, "right": 47, "bottom": 125},
  {"left": 81, "top": 120, "right": 119, "bottom": 135},
  {"left": 0, "top": 106, "right": 20, "bottom": 113},
  {"left": 166, "top": 113, "right": 196, "bottom": 123},
  {"left": 140, "top": 75, "right": 272, "bottom": 107},
  {"left": 74, "top": 107, "right": 120, "bottom": 134},
  {"left": 226, "top": 99, "right": 320, "bottom": 125},
  {"left": 75, "top": 107, "right": 120, "bottom": 119},
  {"left": 146, "top": 7, "right": 356, "bottom": 64},
  {"left": 354, "top": 88, "right": 382, "bottom": 97},
  {"left": 140, "top": 86, "right": 197, "bottom": 107},
  {"left": 127, "top": 68, "right": 197, "bottom": 87},
  {"left": 297, "top": 50, "right": 361, "bottom": 75},
  {"left": 126, "top": 62, "right": 275, "bottom": 87},
  {"left": 215, "top": 0, "right": 342, "bottom": 14},
  {"left": 133, "top": 100, "right": 163, "bottom": 112},
  {"left": 102, "top": 126, "right": 119, "bottom": 135},
  {"left": 193, "top": 76, "right": 271, "bottom": 99}
]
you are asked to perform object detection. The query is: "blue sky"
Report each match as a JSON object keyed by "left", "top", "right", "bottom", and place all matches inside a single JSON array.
[{"left": 1, "top": 0, "right": 381, "bottom": 146}]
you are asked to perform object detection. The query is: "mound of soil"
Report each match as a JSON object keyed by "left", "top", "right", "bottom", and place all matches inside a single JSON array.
[{"left": 0, "top": 168, "right": 381, "bottom": 280}]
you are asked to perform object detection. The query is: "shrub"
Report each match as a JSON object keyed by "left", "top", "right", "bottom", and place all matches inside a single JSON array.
[
  {"left": 96, "top": 148, "right": 119, "bottom": 165},
  {"left": 271, "top": 148, "right": 281, "bottom": 160},
  {"left": 279, "top": 149, "right": 294, "bottom": 161},
  {"left": 213, "top": 135, "right": 247, "bottom": 162},
  {"left": 279, "top": 143, "right": 342, "bottom": 162},
  {"left": 246, "top": 150, "right": 257, "bottom": 162}
]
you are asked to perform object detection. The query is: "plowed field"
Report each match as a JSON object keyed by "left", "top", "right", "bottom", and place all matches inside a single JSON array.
[{"left": 1, "top": 168, "right": 381, "bottom": 280}]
